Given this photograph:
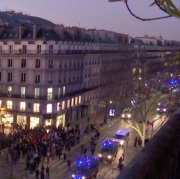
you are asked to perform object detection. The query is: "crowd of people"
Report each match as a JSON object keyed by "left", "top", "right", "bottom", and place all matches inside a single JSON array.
[{"left": 4, "top": 120, "right": 101, "bottom": 178}]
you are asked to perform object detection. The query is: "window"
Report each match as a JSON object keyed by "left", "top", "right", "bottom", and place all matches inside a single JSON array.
[
  {"left": 67, "top": 100, "right": 70, "bottom": 108},
  {"left": 21, "top": 59, "right": 26, "bottom": 68},
  {"left": 34, "top": 103, "right": 40, "bottom": 112},
  {"left": 58, "top": 87, "right": 61, "bottom": 98},
  {"left": 49, "top": 59, "right": 53, "bottom": 68},
  {"left": 0, "top": 100, "right": 2, "bottom": 108},
  {"left": 48, "top": 73, "right": 53, "bottom": 83},
  {"left": 57, "top": 102, "right": 61, "bottom": 111},
  {"left": 35, "top": 59, "right": 40, "bottom": 68},
  {"left": 47, "top": 104, "right": 52, "bottom": 113},
  {"left": 71, "top": 98, "right": 74, "bottom": 107},
  {"left": 22, "top": 45, "right": 27, "bottom": 54},
  {"left": 63, "top": 86, "right": 65, "bottom": 97},
  {"left": 8, "top": 72, "right": 12, "bottom": 82},
  {"left": 37, "top": 45, "right": 41, "bottom": 54},
  {"left": 7, "top": 100, "right": 12, "bottom": 109},
  {"left": 35, "top": 88, "right": 40, "bottom": 98},
  {"left": 35, "top": 74, "right": 40, "bottom": 83},
  {"left": 0, "top": 45, "right": 2, "bottom": 54},
  {"left": 20, "top": 102, "right": 26, "bottom": 111},
  {"left": 8, "top": 86, "right": 12, "bottom": 96},
  {"left": 8, "top": 59, "right": 12, "bottom": 67},
  {"left": 79, "top": 96, "right": 81, "bottom": 104},
  {"left": 21, "top": 73, "right": 26, "bottom": 82},
  {"left": 0, "top": 72, "right": 1, "bottom": 81},
  {"left": 47, "top": 88, "right": 53, "bottom": 99},
  {"left": 49, "top": 45, "right": 53, "bottom": 54},
  {"left": 0, "top": 59, "right": 2, "bottom": 67},
  {"left": 75, "top": 97, "right": 78, "bottom": 105},
  {"left": 21, "top": 87, "right": 25, "bottom": 98},
  {"left": 62, "top": 101, "right": 65, "bottom": 110},
  {"left": 9, "top": 45, "right": 13, "bottom": 54}
]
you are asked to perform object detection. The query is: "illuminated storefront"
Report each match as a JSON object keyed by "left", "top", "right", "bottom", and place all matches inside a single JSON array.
[
  {"left": 0, "top": 114, "right": 13, "bottom": 127},
  {"left": 56, "top": 114, "right": 65, "bottom": 128},
  {"left": 17, "top": 115, "right": 27, "bottom": 129},
  {"left": 45, "top": 119, "right": 53, "bottom": 126},
  {"left": 30, "top": 117, "right": 39, "bottom": 129}
]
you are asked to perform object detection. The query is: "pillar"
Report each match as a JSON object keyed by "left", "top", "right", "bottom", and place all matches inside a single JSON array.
[
  {"left": 27, "top": 116, "right": 30, "bottom": 129},
  {"left": 13, "top": 114, "right": 17, "bottom": 125}
]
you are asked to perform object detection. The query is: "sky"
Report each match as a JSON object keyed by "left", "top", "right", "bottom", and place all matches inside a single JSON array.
[{"left": 1, "top": 0, "right": 180, "bottom": 40}]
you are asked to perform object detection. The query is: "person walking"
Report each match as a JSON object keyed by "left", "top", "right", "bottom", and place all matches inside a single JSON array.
[
  {"left": 35, "top": 168, "right": 39, "bottom": 179},
  {"left": 46, "top": 166, "right": 50, "bottom": 178},
  {"left": 63, "top": 153, "right": 67, "bottom": 162},
  {"left": 67, "top": 158, "right": 71, "bottom": 170}
]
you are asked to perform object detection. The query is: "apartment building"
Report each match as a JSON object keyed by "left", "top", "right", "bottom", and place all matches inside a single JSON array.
[{"left": 0, "top": 11, "right": 179, "bottom": 130}]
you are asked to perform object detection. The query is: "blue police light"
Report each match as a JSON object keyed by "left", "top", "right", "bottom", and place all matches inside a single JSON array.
[
  {"left": 171, "top": 81, "right": 174, "bottom": 84},
  {"left": 87, "top": 162, "right": 91, "bottom": 166},
  {"left": 175, "top": 80, "right": 177, "bottom": 83},
  {"left": 78, "top": 160, "right": 83, "bottom": 165},
  {"left": 103, "top": 143, "right": 106, "bottom": 146},
  {"left": 86, "top": 156, "right": 90, "bottom": 159},
  {"left": 94, "top": 157, "right": 98, "bottom": 161}
]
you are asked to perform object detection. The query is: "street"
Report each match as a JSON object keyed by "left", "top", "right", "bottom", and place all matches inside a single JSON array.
[{"left": 13, "top": 110, "right": 167, "bottom": 179}]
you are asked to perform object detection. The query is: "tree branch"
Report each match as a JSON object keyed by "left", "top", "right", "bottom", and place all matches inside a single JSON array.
[{"left": 124, "top": 1, "right": 172, "bottom": 21}]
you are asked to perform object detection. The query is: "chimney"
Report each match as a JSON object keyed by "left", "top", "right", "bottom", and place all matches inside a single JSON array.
[
  {"left": 33, "top": 24, "right": 40, "bottom": 39},
  {"left": 19, "top": 25, "right": 27, "bottom": 39}
]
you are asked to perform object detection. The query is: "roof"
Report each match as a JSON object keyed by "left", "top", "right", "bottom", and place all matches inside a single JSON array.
[
  {"left": 0, "top": 11, "right": 53, "bottom": 27},
  {"left": 115, "top": 128, "right": 129, "bottom": 135},
  {"left": 130, "top": 38, "right": 145, "bottom": 46}
]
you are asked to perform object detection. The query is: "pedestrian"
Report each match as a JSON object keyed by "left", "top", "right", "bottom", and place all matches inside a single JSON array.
[
  {"left": 35, "top": 168, "right": 39, "bottom": 179},
  {"left": 63, "top": 153, "right": 67, "bottom": 162},
  {"left": 91, "top": 147, "right": 95, "bottom": 156},
  {"left": 67, "top": 158, "right": 71, "bottom": 170},
  {"left": 46, "top": 166, "right": 49, "bottom": 178},
  {"left": 58, "top": 148, "right": 62, "bottom": 160},
  {"left": 134, "top": 137, "right": 137, "bottom": 148},
  {"left": 41, "top": 169, "right": 44, "bottom": 179},
  {"left": 83, "top": 147, "right": 87, "bottom": 157}
]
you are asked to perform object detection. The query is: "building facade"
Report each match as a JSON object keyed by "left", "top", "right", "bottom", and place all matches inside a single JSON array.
[{"left": 0, "top": 12, "right": 179, "bottom": 130}]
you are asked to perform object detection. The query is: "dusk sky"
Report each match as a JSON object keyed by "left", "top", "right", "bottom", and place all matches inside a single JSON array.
[{"left": 1, "top": 0, "right": 180, "bottom": 40}]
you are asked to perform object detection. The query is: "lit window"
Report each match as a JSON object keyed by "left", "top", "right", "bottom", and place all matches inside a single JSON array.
[
  {"left": 34, "top": 103, "right": 40, "bottom": 112},
  {"left": 57, "top": 102, "right": 61, "bottom": 111},
  {"left": 21, "top": 87, "right": 25, "bottom": 97},
  {"left": 71, "top": 98, "right": 74, "bottom": 107},
  {"left": 79, "top": 96, "right": 81, "bottom": 104},
  {"left": 0, "top": 100, "right": 2, "bottom": 108},
  {"left": 7, "top": 100, "right": 12, "bottom": 109},
  {"left": 47, "top": 88, "right": 53, "bottom": 99},
  {"left": 62, "top": 101, "right": 65, "bottom": 110},
  {"left": 20, "top": 102, "right": 26, "bottom": 111},
  {"left": 35, "top": 88, "right": 40, "bottom": 98},
  {"left": 63, "top": 86, "right": 65, "bottom": 96},
  {"left": 67, "top": 100, "right": 70, "bottom": 108},
  {"left": 75, "top": 97, "right": 78, "bottom": 105},
  {"left": 47, "top": 104, "right": 52, "bottom": 113}
]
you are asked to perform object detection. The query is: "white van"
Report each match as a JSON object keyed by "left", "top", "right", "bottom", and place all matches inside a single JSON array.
[{"left": 112, "top": 128, "right": 129, "bottom": 146}]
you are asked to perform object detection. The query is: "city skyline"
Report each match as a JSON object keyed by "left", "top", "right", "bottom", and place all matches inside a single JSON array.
[{"left": 1, "top": 0, "right": 180, "bottom": 40}]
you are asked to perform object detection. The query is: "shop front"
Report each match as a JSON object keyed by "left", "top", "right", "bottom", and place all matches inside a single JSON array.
[
  {"left": 30, "top": 117, "right": 39, "bottom": 129},
  {"left": 56, "top": 114, "right": 65, "bottom": 128},
  {"left": 45, "top": 119, "right": 53, "bottom": 126},
  {"left": 0, "top": 114, "right": 13, "bottom": 128},
  {"left": 17, "top": 115, "right": 27, "bottom": 129}
]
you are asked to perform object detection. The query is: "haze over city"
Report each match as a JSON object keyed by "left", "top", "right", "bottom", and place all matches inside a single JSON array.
[{"left": 1, "top": 0, "right": 180, "bottom": 40}]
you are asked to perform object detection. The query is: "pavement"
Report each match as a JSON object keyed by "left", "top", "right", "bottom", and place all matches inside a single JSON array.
[{"left": 0, "top": 94, "right": 171, "bottom": 179}]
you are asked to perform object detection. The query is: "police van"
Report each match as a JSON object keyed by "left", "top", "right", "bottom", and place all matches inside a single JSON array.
[
  {"left": 121, "top": 107, "right": 134, "bottom": 119},
  {"left": 72, "top": 156, "right": 99, "bottom": 179},
  {"left": 112, "top": 128, "right": 129, "bottom": 146},
  {"left": 98, "top": 139, "right": 118, "bottom": 162}
]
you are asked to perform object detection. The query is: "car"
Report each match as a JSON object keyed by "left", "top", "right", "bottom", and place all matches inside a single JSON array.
[
  {"left": 157, "top": 102, "right": 167, "bottom": 112},
  {"left": 121, "top": 107, "right": 134, "bottom": 119},
  {"left": 112, "top": 128, "right": 129, "bottom": 146},
  {"left": 72, "top": 156, "right": 99, "bottom": 179},
  {"left": 98, "top": 139, "right": 118, "bottom": 162}
]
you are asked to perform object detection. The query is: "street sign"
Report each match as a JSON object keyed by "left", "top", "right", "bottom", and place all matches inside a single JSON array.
[{"left": 109, "top": 109, "right": 115, "bottom": 116}]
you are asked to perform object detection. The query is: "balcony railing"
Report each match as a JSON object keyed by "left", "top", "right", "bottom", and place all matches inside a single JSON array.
[{"left": 0, "top": 49, "right": 137, "bottom": 55}]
